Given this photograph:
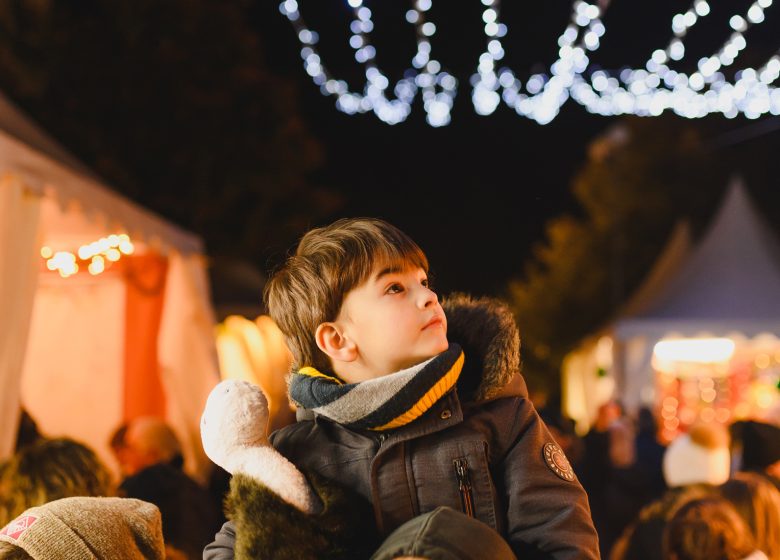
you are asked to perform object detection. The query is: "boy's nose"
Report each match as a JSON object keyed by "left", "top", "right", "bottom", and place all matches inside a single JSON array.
[{"left": 417, "top": 286, "right": 438, "bottom": 308}]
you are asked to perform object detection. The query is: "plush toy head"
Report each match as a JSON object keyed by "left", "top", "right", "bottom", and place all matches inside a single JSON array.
[{"left": 201, "top": 379, "right": 270, "bottom": 473}]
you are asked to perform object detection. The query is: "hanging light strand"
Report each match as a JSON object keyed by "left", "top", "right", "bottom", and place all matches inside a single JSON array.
[
  {"left": 41, "top": 234, "right": 135, "bottom": 278},
  {"left": 283, "top": 0, "right": 779, "bottom": 124},
  {"left": 280, "top": 0, "right": 457, "bottom": 125},
  {"left": 470, "top": 0, "right": 606, "bottom": 124},
  {"left": 571, "top": 0, "right": 779, "bottom": 120}
]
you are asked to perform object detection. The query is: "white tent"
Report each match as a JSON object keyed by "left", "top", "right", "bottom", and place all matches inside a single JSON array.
[
  {"left": 615, "top": 179, "right": 780, "bottom": 338},
  {"left": 0, "top": 92, "right": 220, "bottom": 482},
  {"left": 562, "top": 220, "right": 693, "bottom": 431},
  {"left": 563, "top": 178, "right": 780, "bottom": 431}
]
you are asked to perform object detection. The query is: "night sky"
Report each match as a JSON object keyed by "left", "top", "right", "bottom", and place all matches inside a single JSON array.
[{"left": 251, "top": 0, "right": 780, "bottom": 297}]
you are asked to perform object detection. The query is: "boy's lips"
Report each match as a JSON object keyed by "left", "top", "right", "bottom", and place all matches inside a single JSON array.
[{"left": 422, "top": 316, "right": 445, "bottom": 330}]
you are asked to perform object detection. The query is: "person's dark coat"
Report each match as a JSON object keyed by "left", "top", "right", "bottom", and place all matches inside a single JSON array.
[{"left": 120, "top": 461, "right": 221, "bottom": 559}]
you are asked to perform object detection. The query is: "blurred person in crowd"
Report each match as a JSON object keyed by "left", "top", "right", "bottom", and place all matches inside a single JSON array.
[
  {"left": 13, "top": 409, "right": 41, "bottom": 454},
  {"left": 730, "top": 420, "right": 780, "bottom": 491},
  {"left": 579, "top": 399, "right": 637, "bottom": 557},
  {"left": 633, "top": 406, "right": 667, "bottom": 502},
  {"left": 108, "top": 422, "right": 132, "bottom": 478},
  {"left": 719, "top": 471, "right": 780, "bottom": 560},
  {"left": 538, "top": 406, "right": 585, "bottom": 467},
  {"left": 116, "top": 416, "right": 184, "bottom": 476},
  {"left": 0, "top": 496, "right": 167, "bottom": 559},
  {"left": 663, "top": 496, "right": 767, "bottom": 560},
  {"left": 113, "top": 416, "right": 221, "bottom": 559},
  {"left": 610, "top": 421, "right": 731, "bottom": 560},
  {"left": 0, "top": 437, "right": 114, "bottom": 527}
]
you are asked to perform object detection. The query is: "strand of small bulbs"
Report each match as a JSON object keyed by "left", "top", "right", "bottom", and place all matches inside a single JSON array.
[
  {"left": 280, "top": 0, "right": 779, "bottom": 125},
  {"left": 41, "top": 234, "right": 135, "bottom": 278}
]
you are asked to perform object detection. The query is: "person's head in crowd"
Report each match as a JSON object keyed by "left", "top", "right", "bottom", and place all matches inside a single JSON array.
[
  {"left": 637, "top": 406, "right": 659, "bottom": 437},
  {"left": 663, "top": 421, "right": 731, "bottom": 488},
  {"left": 593, "top": 400, "right": 622, "bottom": 431},
  {"left": 14, "top": 409, "right": 41, "bottom": 453},
  {"left": 0, "top": 437, "right": 114, "bottom": 526},
  {"left": 663, "top": 496, "right": 765, "bottom": 560},
  {"left": 735, "top": 420, "right": 780, "bottom": 480},
  {"left": 719, "top": 471, "right": 780, "bottom": 559},
  {"left": 539, "top": 409, "right": 584, "bottom": 465},
  {"left": 108, "top": 422, "right": 132, "bottom": 478},
  {"left": 115, "top": 417, "right": 183, "bottom": 477},
  {"left": 0, "top": 496, "right": 165, "bottom": 559}
]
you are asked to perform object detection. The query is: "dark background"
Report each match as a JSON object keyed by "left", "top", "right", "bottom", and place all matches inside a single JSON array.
[
  {"left": 2, "top": 0, "right": 780, "bottom": 386},
  {"left": 249, "top": 0, "right": 780, "bottom": 295}
]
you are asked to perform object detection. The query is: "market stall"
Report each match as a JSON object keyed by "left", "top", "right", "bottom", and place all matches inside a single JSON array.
[{"left": 0, "top": 91, "right": 220, "bottom": 481}]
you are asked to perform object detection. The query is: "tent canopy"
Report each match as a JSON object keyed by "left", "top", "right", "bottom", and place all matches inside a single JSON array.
[
  {"left": 0, "top": 91, "right": 202, "bottom": 256},
  {"left": 615, "top": 179, "right": 780, "bottom": 339},
  {"left": 0, "top": 91, "right": 219, "bottom": 482},
  {"left": 564, "top": 178, "right": 780, "bottom": 427}
]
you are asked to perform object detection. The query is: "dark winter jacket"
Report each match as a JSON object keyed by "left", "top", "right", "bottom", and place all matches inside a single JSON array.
[{"left": 204, "top": 294, "right": 600, "bottom": 559}]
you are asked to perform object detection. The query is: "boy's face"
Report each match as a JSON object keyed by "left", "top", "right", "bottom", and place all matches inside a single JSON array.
[{"left": 332, "top": 264, "right": 448, "bottom": 382}]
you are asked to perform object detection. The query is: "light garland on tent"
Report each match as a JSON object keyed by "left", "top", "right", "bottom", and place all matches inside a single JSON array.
[
  {"left": 41, "top": 234, "right": 135, "bottom": 278},
  {"left": 281, "top": 0, "right": 780, "bottom": 125}
]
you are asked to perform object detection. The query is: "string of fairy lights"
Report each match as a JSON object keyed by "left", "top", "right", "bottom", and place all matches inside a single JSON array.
[
  {"left": 41, "top": 234, "right": 135, "bottom": 278},
  {"left": 280, "top": 0, "right": 780, "bottom": 125}
]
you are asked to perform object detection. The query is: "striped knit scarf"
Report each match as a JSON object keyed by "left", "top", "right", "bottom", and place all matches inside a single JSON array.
[{"left": 289, "top": 343, "right": 464, "bottom": 431}]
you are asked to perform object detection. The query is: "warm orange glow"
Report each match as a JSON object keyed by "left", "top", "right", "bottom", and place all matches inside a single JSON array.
[
  {"left": 42, "top": 233, "right": 134, "bottom": 276},
  {"left": 654, "top": 338, "right": 736, "bottom": 363}
]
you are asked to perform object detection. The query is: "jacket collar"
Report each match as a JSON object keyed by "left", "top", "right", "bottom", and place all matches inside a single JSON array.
[{"left": 442, "top": 293, "right": 527, "bottom": 403}]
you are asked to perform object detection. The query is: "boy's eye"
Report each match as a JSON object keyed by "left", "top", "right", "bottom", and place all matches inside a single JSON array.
[
  {"left": 421, "top": 278, "right": 429, "bottom": 288},
  {"left": 386, "top": 283, "right": 404, "bottom": 294}
]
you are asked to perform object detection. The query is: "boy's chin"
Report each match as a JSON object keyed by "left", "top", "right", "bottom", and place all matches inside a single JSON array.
[{"left": 405, "top": 347, "right": 449, "bottom": 369}]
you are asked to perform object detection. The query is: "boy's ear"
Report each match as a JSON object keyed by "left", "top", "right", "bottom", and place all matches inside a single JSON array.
[{"left": 315, "top": 322, "right": 357, "bottom": 363}]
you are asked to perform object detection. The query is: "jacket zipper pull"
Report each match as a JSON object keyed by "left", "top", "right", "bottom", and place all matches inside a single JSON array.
[{"left": 454, "top": 458, "right": 475, "bottom": 518}]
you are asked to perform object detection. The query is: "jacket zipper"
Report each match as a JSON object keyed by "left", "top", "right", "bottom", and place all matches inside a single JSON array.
[{"left": 454, "top": 458, "right": 475, "bottom": 517}]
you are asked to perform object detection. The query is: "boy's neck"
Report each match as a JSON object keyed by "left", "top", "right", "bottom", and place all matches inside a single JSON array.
[{"left": 331, "top": 354, "right": 438, "bottom": 384}]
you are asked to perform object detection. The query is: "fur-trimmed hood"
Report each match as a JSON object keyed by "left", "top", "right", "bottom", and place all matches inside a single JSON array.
[{"left": 442, "top": 293, "right": 527, "bottom": 403}]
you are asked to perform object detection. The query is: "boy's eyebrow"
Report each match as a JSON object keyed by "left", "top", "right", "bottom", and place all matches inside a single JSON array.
[{"left": 374, "top": 264, "right": 405, "bottom": 280}]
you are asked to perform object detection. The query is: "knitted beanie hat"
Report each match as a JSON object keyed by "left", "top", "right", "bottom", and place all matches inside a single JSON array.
[
  {"left": 369, "top": 506, "right": 516, "bottom": 560},
  {"left": 0, "top": 497, "right": 164, "bottom": 559},
  {"left": 663, "top": 422, "right": 731, "bottom": 487}
]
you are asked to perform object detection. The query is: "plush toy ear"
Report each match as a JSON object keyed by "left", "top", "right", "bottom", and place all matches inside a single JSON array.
[{"left": 315, "top": 322, "right": 357, "bottom": 363}]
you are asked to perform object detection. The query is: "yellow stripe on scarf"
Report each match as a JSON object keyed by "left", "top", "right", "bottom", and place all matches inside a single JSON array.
[
  {"left": 298, "top": 366, "right": 344, "bottom": 385},
  {"left": 372, "top": 351, "right": 464, "bottom": 430}
]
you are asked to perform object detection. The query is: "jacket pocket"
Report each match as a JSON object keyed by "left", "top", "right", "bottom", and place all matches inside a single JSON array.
[{"left": 453, "top": 458, "right": 475, "bottom": 517}]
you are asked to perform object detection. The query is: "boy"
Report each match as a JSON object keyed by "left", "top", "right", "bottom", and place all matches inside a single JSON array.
[{"left": 205, "top": 218, "right": 599, "bottom": 559}]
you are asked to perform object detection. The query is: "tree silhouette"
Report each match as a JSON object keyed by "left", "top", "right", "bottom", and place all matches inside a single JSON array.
[
  {"left": 0, "top": 0, "right": 341, "bottom": 266},
  {"left": 507, "top": 115, "right": 729, "bottom": 393}
]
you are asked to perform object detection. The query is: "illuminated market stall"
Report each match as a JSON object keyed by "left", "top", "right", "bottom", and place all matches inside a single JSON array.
[
  {"left": 0, "top": 91, "right": 220, "bottom": 481},
  {"left": 563, "top": 179, "right": 780, "bottom": 439}
]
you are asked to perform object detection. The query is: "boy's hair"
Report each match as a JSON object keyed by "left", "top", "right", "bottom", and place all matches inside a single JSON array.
[
  {"left": 0, "top": 437, "right": 114, "bottom": 526},
  {"left": 265, "top": 217, "right": 428, "bottom": 372}
]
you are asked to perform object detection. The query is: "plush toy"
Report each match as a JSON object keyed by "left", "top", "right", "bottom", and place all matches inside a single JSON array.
[
  {"left": 200, "top": 379, "right": 378, "bottom": 559},
  {"left": 200, "top": 379, "right": 320, "bottom": 514}
]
